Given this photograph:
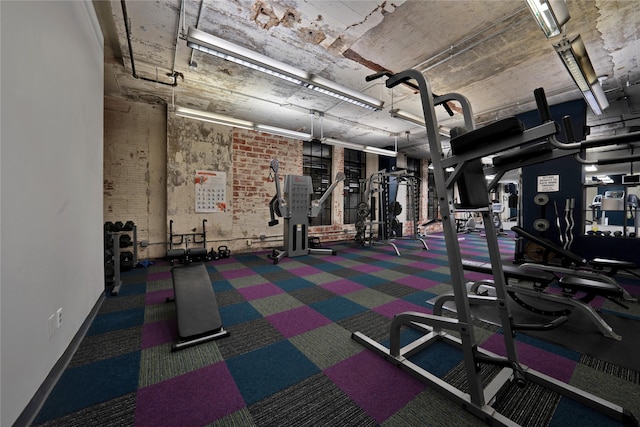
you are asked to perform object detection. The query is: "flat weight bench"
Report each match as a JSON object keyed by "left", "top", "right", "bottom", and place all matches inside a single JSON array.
[
  {"left": 460, "top": 259, "right": 627, "bottom": 340},
  {"left": 512, "top": 226, "right": 637, "bottom": 301},
  {"left": 167, "top": 263, "right": 229, "bottom": 351}
]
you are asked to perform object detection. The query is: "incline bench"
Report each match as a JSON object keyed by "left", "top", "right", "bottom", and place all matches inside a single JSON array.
[{"left": 167, "top": 263, "right": 229, "bottom": 351}]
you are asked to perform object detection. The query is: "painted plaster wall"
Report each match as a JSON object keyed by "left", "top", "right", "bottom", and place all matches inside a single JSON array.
[{"left": 103, "top": 97, "right": 167, "bottom": 259}]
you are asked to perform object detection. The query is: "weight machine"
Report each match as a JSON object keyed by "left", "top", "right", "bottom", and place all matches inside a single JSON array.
[
  {"left": 166, "top": 219, "right": 209, "bottom": 265},
  {"left": 354, "top": 168, "right": 428, "bottom": 255},
  {"left": 352, "top": 69, "right": 638, "bottom": 426},
  {"left": 267, "top": 159, "right": 345, "bottom": 264}
]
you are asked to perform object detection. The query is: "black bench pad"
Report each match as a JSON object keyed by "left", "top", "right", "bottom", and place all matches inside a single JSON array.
[
  {"left": 172, "top": 263, "right": 223, "bottom": 339},
  {"left": 461, "top": 259, "right": 555, "bottom": 283},
  {"left": 450, "top": 117, "right": 524, "bottom": 155},
  {"left": 591, "top": 258, "right": 637, "bottom": 270},
  {"left": 559, "top": 276, "right": 622, "bottom": 297}
]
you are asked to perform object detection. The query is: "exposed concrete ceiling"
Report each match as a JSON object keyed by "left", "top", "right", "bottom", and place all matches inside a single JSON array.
[{"left": 95, "top": 0, "right": 640, "bottom": 174}]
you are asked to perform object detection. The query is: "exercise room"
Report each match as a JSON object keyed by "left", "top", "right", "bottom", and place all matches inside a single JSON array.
[{"left": 3, "top": 1, "right": 640, "bottom": 426}]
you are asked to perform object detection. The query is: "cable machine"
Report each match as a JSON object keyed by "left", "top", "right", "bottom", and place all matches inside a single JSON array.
[
  {"left": 267, "top": 159, "right": 345, "bottom": 264},
  {"left": 354, "top": 168, "right": 428, "bottom": 255},
  {"left": 352, "top": 69, "right": 638, "bottom": 426}
]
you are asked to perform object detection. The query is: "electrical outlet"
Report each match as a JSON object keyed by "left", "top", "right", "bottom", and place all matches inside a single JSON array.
[
  {"left": 247, "top": 239, "right": 252, "bottom": 246},
  {"left": 48, "top": 314, "right": 56, "bottom": 339},
  {"left": 56, "top": 308, "right": 63, "bottom": 328}
]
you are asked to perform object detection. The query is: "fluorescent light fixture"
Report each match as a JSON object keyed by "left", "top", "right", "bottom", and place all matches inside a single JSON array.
[
  {"left": 390, "top": 109, "right": 425, "bottom": 126},
  {"left": 526, "top": 0, "right": 570, "bottom": 38},
  {"left": 322, "top": 138, "right": 363, "bottom": 151},
  {"left": 363, "top": 146, "right": 397, "bottom": 157},
  {"left": 585, "top": 164, "right": 598, "bottom": 172},
  {"left": 255, "top": 124, "right": 311, "bottom": 140},
  {"left": 175, "top": 106, "right": 311, "bottom": 140},
  {"left": 390, "top": 109, "right": 451, "bottom": 137},
  {"left": 175, "top": 106, "right": 254, "bottom": 130},
  {"left": 554, "top": 35, "right": 609, "bottom": 115},
  {"left": 186, "top": 27, "right": 383, "bottom": 111}
]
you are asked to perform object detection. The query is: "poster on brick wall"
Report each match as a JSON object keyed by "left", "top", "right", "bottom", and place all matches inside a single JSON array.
[{"left": 195, "top": 170, "right": 227, "bottom": 213}]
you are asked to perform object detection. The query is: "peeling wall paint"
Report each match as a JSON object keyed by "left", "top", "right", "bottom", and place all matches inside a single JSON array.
[{"left": 103, "top": 96, "right": 166, "bottom": 259}]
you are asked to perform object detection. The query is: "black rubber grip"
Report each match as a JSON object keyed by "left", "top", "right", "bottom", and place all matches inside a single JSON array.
[{"left": 534, "top": 87, "right": 552, "bottom": 123}]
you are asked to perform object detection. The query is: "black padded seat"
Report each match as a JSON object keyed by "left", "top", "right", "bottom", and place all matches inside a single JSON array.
[
  {"left": 591, "top": 258, "right": 637, "bottom": 270},
  {"left": 450, "top": 117, "right": 524, "bottom": 155},
  {"left": 462, "top": 259, "right": 555, "bottom": 284},
  {"left": 559, "top": 276, "right": 623, "bottom": 297},
  {"left": 492, "top": 140, "right": 552, "bottom": 167}
]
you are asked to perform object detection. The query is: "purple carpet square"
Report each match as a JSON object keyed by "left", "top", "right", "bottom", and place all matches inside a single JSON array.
[
  {"left": 325, "top": 350, "right": 426, "bottom": 423},
  {"left": 289, "top": 266, "right": 324, "bottom": 276},
  {"left": 145, "top": 288, "right": 174, "bottom": 306},
  {"left": 220, "top": 268, "right": 254, "bottom": 280},
  {"left": 237, "top": 282, "right": 283, "bottom": 300},
  {"left": 351, "top": 264, "right": 384, "bottom": 273},
  {"left": 482, "top": 334, "right": 576, "bottom": 383},
  {"left": 147, "top": 271, "right": 172, "bottom": 281},
  {"left": 266, "top": 306, "right": 331, "bottom": 338},
  {"left": 141, "top": 319, "right": 175, "bottom": 349},
  {"left": 373, "top": 299, "right": 430, "bottom": 318},
  {"left": 134, "top": 362, "right": 244, "bottom": 426},
  {"left": 396, "top": 276, "right": 441, "bottom": 290},
  {"left": 320, "top": 279, "right": 366, "bottom": 295}
]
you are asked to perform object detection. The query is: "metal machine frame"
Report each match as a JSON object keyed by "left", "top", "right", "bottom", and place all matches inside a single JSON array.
[
  {"left": 351, "top": 69, "right": 638, "bottom": 426},
  {"left": 267, "top": 159, "right": 345, "bottom": 264}
]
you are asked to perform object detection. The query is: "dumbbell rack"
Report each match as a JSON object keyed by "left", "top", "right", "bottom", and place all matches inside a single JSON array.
[{"left": 104, "top": 221, "right": 137, "bottom": 296}]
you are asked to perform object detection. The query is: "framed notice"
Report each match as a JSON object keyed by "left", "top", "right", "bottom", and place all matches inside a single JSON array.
[
  {"left": 195, "top": 170, "right": 227, "bottom": 212},
  {"left": 536, "top": 174, "right": 560, "bottom": 192}
]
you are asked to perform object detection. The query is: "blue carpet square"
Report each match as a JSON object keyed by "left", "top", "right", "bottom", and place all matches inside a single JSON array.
[
  {"left": 310, "top": 296, "right": 368, "bottom": 322},
  {"left": 219, "top": 301, "right": 263, "bottom": 327},
  {"left": 87, "top": 307, "right": 145, "bottom": 336},
  {"left": 226, "top": 340, "right": 320, "bottom": 405},
  {"left": 34, "top": 351, "right": 140, "bottom": 423},
  {"left": 117, "top": 282, "right": 147, "bottom": 296},
  {"left": 212, "top": 279, "right": 234, "bottom": 292},
  {"left": 415, "top": 269, "right": 451, "bottom": 282},
  {"left": 402, "top": 290, "right": 438, "bottom": 307},
  {"left": 348, "top": 274, "right": 389, "bottom": 287}
]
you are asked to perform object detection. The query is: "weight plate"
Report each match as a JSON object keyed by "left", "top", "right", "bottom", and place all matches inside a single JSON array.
[
  {"left": 534, "top": 194, "right": 549, "bottom": 206},
  {"left": 525, "top": 242, "right": 555, "bottom": 263},
  {"left": 533, "top": 218, "right": 550, "bottom": 231}
]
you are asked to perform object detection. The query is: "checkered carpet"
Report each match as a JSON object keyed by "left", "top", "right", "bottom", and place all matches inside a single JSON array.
[{"left": 32, "top": 233, "right": 640, "bottom": 426}]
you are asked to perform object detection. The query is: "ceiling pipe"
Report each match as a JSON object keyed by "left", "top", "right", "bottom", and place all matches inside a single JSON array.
[{"left": 121, "top": 0, "right": 182, "bottom": 87}]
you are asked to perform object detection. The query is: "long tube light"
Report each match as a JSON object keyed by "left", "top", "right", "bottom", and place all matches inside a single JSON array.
[
  {"left": 175, "top": 106, "right": 312, "bottom": 140},
  {"left": 363, "top": 146, "right": 397, "bottom": 157},
  {"left": 525, "top": 0, "right": 570, "bottom": 38},
  {"left": 322, "top": 137, "right": 397, "bottom": 157},
  {"left": 186, "top": 27, "right": 384, "bottom": 111},
  {"left": 554, "top": 35, "right": 609, "bottom": 115},
  {"left": 390, "top": 109, "right": 451, "bottom": 137}
]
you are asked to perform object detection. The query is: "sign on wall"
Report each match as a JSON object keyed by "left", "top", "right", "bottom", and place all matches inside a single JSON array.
[
  {"left": 536, "top": 174, "right": 560, "bottom": 192},
  {"left": 195, "top": 170, "right": 227, "bottom": 212}
]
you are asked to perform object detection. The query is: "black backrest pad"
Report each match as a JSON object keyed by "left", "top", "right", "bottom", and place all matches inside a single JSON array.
[
  {"left": 457, "top": 159, "right": 489, "bottom": 209},
  {"left": 450, "top": 117, "right": 524, "bottom": 156},
  {"left": 511, "top": 226, "right": 586, "bottom": 266},
  {"left": 171, "top": 263, "right": 223, "bottom": 338}
]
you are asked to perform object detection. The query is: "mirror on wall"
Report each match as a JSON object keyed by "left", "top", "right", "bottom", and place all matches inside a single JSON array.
[{"left": 584, "top": 174, "right": 639, "bottom": 238}]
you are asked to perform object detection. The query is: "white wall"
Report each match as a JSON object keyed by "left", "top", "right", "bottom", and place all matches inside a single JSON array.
[{"left": 0, "top": 2, "right": 104, "bottom": 425}]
